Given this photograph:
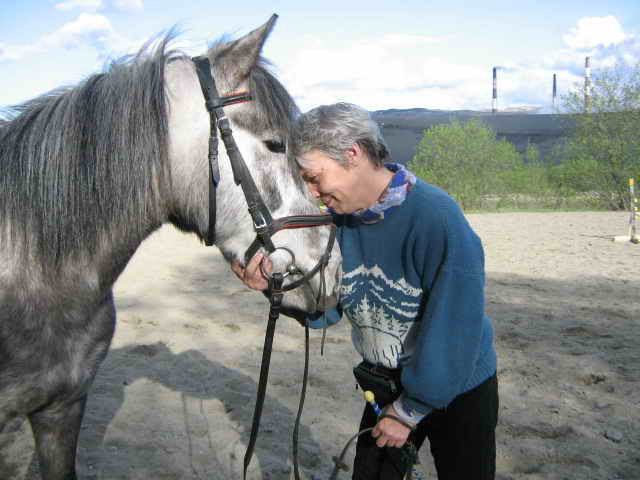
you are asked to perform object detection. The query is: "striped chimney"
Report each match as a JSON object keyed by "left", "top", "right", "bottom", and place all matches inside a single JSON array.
[
  {"left": 584, "top": 56, "right": 591, "bottom": 110},
  {"left": 492, "top": 67, "right": 497, "bottom": 114}
]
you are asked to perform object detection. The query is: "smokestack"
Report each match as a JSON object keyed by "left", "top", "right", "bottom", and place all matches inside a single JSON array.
[
  {"left": 584, "top": 56, "right": 591, "bottom": 111},
  {"left": 492, "top": 67, "right": 497, "bottom": 114},
  {"left": 552, "top": 73, "right": 557, "bottom": 111}
]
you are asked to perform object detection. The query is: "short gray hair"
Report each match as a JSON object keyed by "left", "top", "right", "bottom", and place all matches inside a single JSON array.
[{"left": 289, "top": 103, "right": 390, "bottom": 168}]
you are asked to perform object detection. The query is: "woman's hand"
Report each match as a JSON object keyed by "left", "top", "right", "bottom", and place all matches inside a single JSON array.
[
  {"left": 371, "top": 405, "right": 414, "bottom": 448},
  {"left": 231, "top": 252, "right": 272, "bottom": 291},
  {"left": 231, "top": 253, "right": 308, "bottom": 326}
]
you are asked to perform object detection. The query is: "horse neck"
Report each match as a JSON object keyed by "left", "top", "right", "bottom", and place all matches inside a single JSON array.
[
  {"left": 164, "top": 60, "right": 249, "bottom": 245},
  {"left": 1, "top": 79, "right": 173, "bottom": 284}
]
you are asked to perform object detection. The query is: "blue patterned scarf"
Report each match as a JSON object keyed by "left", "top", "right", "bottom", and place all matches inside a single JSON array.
[{"left": 347, "top": 163, "right": 416, "bottom": 224}]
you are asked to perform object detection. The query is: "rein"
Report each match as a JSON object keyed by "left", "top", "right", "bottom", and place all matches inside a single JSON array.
[{"left": 192, "top": 55, "right": 336, "bottom": 480}]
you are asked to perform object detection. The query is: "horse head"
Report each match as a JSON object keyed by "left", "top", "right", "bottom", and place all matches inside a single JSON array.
[{"left": 164, "top": 16, "right": 342, "bottom": 313}]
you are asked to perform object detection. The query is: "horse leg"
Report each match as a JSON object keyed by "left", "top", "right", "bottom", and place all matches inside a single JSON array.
[
  {"left": 28, "top": 395, "right": 87, "bottom": 480},
  {"left": 27, "top": 293, "right": 116, "bottom": 480}
]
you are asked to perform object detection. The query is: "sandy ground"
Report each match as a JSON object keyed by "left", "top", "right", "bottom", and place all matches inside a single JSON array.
[{"left": 1, "top": 211, "right": 638, "bottom": 480}]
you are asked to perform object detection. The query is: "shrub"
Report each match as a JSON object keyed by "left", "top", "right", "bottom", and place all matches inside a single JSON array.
[
  {"left": 560, "top": 62, "right": 640, "bottom": 210},
  {"left": 409, "top": 118, "right": 520, "bottom": 209}
]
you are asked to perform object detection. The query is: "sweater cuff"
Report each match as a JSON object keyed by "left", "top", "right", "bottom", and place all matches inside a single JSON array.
[{"left": 393, "top": 396, "right": 429, "bottom": 425}]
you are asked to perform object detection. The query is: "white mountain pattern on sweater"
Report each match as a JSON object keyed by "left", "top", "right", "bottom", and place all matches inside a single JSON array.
[{"left": 340, "top": 264, "right": 422, "bottom": 368}]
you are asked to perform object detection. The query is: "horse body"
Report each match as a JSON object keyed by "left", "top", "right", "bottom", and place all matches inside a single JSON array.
[
  {"left": 0, "top": 17, "right": 340, "bottom": 479},
  {"left": 0, "top": 244, "right": 120, "bottom": 478}
]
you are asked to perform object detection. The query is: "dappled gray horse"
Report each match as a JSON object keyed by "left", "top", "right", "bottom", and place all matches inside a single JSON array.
[{"left": 0, "top": 16, "right": 341, "bottom": 480}]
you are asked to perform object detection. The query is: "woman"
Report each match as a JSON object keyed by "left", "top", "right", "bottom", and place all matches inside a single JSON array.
[{"left": 232, "top": 103, "right": 499, "bottom": 480}]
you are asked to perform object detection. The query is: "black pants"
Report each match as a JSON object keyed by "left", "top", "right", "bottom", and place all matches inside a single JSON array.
[{"left": 352, "top": 373, "right": 499, "bottom": 480}]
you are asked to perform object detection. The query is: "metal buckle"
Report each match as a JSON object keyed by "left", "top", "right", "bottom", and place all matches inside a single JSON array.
[{"left": 253, "top": 210, "right": 269, "bottom": 232}]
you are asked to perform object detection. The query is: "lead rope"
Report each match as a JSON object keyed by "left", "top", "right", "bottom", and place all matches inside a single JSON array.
[
  {"left": 328, "top": 428, "right": 374, "bottom": 480},
  {"left": 291, "top": 318, "right": 310, "bottom": 480},
  {"left": 243, "top": 272, "right": 284, "bottom": 480},
  {"left": 291, "top": 246, "right": 331, "bottom": 480},
  {"left": 328, "top": 427, "right": 421, "bottom": 480}
]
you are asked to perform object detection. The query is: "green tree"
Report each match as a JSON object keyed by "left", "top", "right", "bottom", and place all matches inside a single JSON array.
[
  {"left": 560, "top": 62, "right": 640, "bottom": 209},
  {"left": 409, "top": 118, "right": 520, "bottom": 209}
]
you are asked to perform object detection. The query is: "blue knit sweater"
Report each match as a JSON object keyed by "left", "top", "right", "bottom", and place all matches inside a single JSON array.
[{"left": 311, "top": 178, "right": 497, "bottom": 417}]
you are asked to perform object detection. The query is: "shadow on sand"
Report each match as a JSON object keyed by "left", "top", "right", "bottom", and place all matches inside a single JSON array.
[{"left": 0, "top": 342, "right": 323, "bottom": 480}]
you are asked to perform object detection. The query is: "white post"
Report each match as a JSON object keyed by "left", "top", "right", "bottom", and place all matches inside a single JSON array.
[
  {"left": 630, "top": 178, "right": 638, "bottom": 243},
  {"left": 614, "top": 178, "right": 639, "bottom": 243}
]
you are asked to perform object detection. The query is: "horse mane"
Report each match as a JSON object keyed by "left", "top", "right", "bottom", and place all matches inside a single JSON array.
[
  {"left": 0, "top": 29, "right": 303, "bottom": 269},
  {"left": 0, "top": 33, "right": 182, "bottom": 268}
]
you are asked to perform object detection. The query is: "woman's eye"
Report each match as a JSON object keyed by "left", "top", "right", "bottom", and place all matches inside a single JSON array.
[
  {"left": 302, "top": 173, "right": 318, "bottom": 184},
  {"left": 264, "top": 139, "right": 286, "bottom": 154}
]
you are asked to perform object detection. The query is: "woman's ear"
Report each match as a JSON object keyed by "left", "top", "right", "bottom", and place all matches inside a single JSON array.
[{"left": 345, "top": 143, "right": 362, "bottom": 168}]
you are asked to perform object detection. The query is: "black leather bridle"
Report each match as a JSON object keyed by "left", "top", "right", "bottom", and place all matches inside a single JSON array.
[
  {"left": 192, "top": 56, "right": 336, "bottom": 288},
  {"left": 192, "top": 55, "right": 337, "bottom": 480}
]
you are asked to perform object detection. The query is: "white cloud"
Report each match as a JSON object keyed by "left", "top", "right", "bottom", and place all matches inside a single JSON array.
[
  {"left": 281, "top": 32, "right": 578, "bottom": 112},
  {"left": 544, "top": 18, "right": 640, "bottom": 75},
  {"left": 0, "top": 43, "right": 40, "bottom": 62},
  {"left": 563, "top": 16, "right": 632, "bottom": 50},
  {"left": 278, "top": 16, "right": 640, "bottom": 113},
  {"left": 0, "top": 13, "right": 139, "bottom": 62},
  {"left": 53, "top": 0, "right": 142, "bottom": 12},
  {"left": 279, "top": 33, "right": 483, "bottom": 111},
  {"left": 42, "top": 13, "right": 116, "bottom": 48},
  {"left": 622, "top": 52, "right": 638, "bottom": 66},
  {"left": 112, "top": 0, "right": 143, "bottom": 12},
  {"left": 55, "top": 0, "right": 103, "bottom": 10},
  {"left": 284, "top": 33, "right": 550, "bottom": 112},
  {"left": 494, "top": 17, "right": 639, "bottom": 112}
]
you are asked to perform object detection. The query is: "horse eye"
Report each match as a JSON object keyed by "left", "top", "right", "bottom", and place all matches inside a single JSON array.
[{"left": 264, "top": 139, "right": 286, "bottom": 154}]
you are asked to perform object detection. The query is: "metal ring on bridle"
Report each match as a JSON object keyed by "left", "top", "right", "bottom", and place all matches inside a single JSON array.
[{"left": 260, "top": 246, "right": 299, "bottom": 280}]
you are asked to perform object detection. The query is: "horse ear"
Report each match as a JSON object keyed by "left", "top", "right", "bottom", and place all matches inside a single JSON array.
[{"left": 209, "top": 14, "right": 278, "bottom": 88}]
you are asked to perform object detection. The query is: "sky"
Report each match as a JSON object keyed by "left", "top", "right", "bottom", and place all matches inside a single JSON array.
[{"left": 1, "top": 0, "right": 639, "bottom": 113}]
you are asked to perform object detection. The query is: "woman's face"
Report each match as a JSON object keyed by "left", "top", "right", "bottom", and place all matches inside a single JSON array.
[{"left": 298, "top": 149, "right": 362, "bottom": 214}]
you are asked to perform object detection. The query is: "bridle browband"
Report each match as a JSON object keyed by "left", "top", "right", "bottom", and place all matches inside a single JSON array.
[{"left": 192, "top": 55, "right": 337, "bottom": 480}]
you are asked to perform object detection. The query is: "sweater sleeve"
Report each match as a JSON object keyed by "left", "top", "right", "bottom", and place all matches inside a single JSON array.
[{"left": 399, "top": 197, "right": 487, "bottom": 416}]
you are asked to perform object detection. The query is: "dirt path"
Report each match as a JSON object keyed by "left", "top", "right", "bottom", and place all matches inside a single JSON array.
[{"left": 1, "top": 212, "right": 638, "bottom": 479}]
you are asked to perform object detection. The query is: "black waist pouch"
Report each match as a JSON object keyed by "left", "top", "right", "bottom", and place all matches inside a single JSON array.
[{"left": 353, "top": 361, "right": 403, "bottom": 407}]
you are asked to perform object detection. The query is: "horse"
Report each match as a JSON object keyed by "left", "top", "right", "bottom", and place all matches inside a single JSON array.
[{"left": 0, "top": 16, "right": 342, "bottom": 480}]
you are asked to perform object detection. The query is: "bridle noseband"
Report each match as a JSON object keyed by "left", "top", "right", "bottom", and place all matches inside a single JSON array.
[{"left": 192, "top": 56, "right": 337, "bottom": 480}]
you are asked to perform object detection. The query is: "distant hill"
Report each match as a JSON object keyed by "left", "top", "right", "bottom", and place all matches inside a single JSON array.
[{"left": 371, "top": 108, "right": 575, "bottom": 165}]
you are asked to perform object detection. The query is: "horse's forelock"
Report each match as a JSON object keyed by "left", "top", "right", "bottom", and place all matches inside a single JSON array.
[{"left": 246, "top": 62, "right": 299, "bottom": 135}]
